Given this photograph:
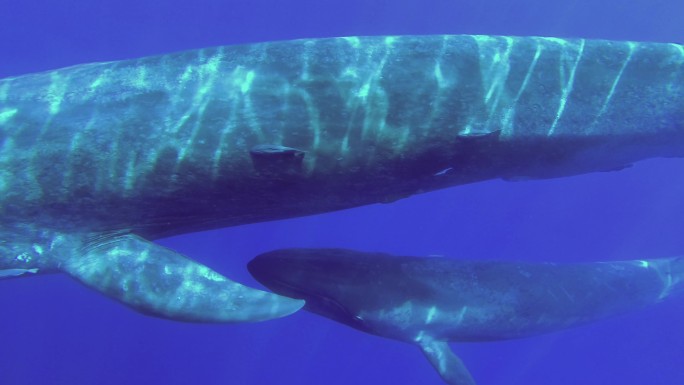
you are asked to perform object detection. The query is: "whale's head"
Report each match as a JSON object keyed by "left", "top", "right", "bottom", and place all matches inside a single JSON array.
[
  {"left": 248, "top": 248, "right": 402, "bottom": 333},
  {"left": 249, "top": 248, "right": 450, "bottom": 340}
]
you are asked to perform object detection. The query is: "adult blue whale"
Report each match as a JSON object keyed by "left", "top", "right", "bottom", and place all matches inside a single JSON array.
[
  {"left": 1, "top": 35, "right": 683, "bottom": 322},
  {"left": 248, "top": 248, "right": 684, "bottom": 385}
]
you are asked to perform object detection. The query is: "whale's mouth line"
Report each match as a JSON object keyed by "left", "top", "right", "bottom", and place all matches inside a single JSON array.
[
  {"left": 266, "top": 277, "right": 326, "bottom": 305},
  {"left": 265, "top": 276, "right": 360, "bottom": 323}
]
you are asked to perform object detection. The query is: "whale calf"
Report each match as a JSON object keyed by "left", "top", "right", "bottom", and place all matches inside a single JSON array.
[
  {"left": 248, "top": 248, "right": 684, "bottom": 384},
  {"left": 1, "top": 35, "right": 683, "bottom": 322}
]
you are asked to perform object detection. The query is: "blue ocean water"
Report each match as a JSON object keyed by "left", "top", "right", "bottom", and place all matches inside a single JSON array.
[{"left": 1, "top": 1, "right": 683, "bottom": 384}]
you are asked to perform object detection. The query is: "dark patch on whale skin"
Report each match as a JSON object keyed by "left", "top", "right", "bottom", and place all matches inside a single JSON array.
[{"left": 249, "top": 144, "right": 306, "bottom": 177}]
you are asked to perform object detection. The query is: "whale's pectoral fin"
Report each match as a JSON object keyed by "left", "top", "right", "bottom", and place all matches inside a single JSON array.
[
  {"left": 418, "top": 338, "right": 476, "bottom": 385},
  {"left": 63, "top": 233, "right": 304, "bottom": 323}
]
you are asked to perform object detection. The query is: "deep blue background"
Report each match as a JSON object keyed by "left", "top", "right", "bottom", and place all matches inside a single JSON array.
[{"left": 1, "top": 1, "right": 683, "bottom": 384}]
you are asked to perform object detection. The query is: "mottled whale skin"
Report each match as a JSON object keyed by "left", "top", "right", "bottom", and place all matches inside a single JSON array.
[
  {"left": 1, "top": 35, "right": 683, "bottom": 322},
  {"left": 248, "top": 248, "right": 684, "bottom": 385}
]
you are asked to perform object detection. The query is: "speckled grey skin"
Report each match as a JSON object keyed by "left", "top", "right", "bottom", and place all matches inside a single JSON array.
[
  {"left": 0, "top": 35, "right": 683, "bottom": 322},
  {"left": 249, "top": 248, "right": 684, "bottom": 384}
]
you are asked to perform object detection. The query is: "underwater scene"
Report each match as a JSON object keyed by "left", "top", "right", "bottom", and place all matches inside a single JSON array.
[{"left": 1, "top": 0, "right": 683, "bottom": 384}]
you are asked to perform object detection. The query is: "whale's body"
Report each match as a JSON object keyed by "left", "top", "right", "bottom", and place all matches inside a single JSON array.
[
  {"left": 248, "top": 248, "right": 684, "bottom": 385},
  {"left": 1, "top": 35, "right": 683, "bottom": 322}
]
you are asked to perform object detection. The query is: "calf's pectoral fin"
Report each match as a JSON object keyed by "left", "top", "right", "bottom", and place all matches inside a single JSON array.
[
  {"left": 418, "top": 338, "right": 476, "bottom": 385},
  {"left": 63, "top": 233, "right": 304, "bottom": 323}
]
